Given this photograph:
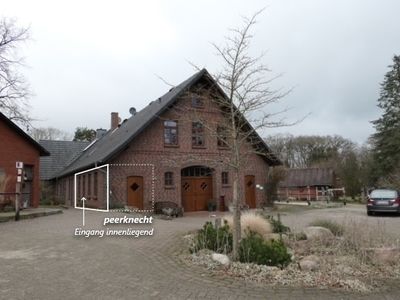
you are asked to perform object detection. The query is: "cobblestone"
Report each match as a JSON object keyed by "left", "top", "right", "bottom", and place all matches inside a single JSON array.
[{"left": 0, "top": 207, "right": 398, "bottom": 299}]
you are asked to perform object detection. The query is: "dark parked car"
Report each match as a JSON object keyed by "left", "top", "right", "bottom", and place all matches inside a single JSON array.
[{"left": 367, "top": 189, "right": 400, "bottom": 215}]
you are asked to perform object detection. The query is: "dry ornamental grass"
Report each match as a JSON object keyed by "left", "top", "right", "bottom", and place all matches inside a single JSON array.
[{"left": 223, "top": 212, "right": 272, "bottom": 237}]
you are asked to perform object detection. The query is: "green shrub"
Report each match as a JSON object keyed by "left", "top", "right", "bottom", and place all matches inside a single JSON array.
[
  {"left": 264, "top": 214, "right": 290, "bottom": 234},
  {"left": 239, "top": 231, "right": 291, "bottom": 267},
  {"left": 193, "top": 221, "right": 232, "bottom": 254},
  {"left": 309, "top": 219, "right": 344, "bottom": 236}
]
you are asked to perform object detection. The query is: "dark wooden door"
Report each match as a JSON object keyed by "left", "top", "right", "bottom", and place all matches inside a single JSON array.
[
  {"left": 127, "top": 176, "right": 144, "bottom": 209},
  {"left": 245, "top": 175, "right": 256, "bottom": 209},
  {"left": 182, "top": 177, "right": 213, "bottom": 212},
  {"left": 182, "top": 178, "right": 195, "bottom": 212}
]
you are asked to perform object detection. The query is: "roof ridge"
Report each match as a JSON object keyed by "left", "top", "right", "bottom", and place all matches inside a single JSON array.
[
  {"left": 0, "top": 112, "right": 50, "bottom": 156},
  {"left": 56, "top": 69, "right": 208, "bottom": 178},
  {"left": 55, "top": 68, "right": 279, "bottom": 178}
]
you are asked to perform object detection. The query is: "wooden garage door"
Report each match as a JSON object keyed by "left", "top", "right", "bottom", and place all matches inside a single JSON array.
[
  {"left": 127, "top": 176, "right": 144, "bottom": 209},
  {"left": 245, "top": 175, "right": 256, "bottom": 209},
  {"left": 182, "top": 177, "right": 213, "bottom": 212}
]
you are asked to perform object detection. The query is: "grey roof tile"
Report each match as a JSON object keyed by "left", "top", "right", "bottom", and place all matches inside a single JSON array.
[
  {"left": 280, "top": 168, "right": 335, "bottom": 187},
  {"left": 39, "top": 140, "right": 90, "bottom": 180},
  {"left": 57, "top": 68, "right": 280, "bottom": 178}
]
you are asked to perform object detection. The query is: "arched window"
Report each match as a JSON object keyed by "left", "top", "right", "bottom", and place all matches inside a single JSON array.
[
  {"left": 181, "top": 166, "right": 212, "bottom": 177},
  {"left": 164, "top": 172, "right": 174, "bottom": 186}
]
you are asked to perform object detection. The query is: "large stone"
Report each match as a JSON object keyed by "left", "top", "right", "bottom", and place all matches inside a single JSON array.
[
  {"left": 365, "top": 247, "right": 400, "bottom": 265},
  {"left": 303, "top": 226, "right": 334, "bottom": 240},
  {"left": 299, "top": 255, "right": 320, "bottom": 271},
  {"left": 211, "top": 253, "right": 230, "bottom": 266}
]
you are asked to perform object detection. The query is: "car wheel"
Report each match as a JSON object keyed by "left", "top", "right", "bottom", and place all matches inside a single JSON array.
[{"left": 367, "top": 211, "right": 373, "bottom": 216}]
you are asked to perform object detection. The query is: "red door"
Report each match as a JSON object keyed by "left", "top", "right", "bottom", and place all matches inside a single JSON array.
[{"left": 127, "top": 176, "right": 144, "bottom": 209}]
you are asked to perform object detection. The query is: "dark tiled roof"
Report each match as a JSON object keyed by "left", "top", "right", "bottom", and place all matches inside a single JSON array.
[
  {"left": 57, "top": 68, "right": 280, "bottom": 177},
  {"left": 39, "top": 140, "right": 90, "bottom": 180},
  {"left": 0, "top": 112, "right": 50, "bottom": 156},
  {"left": 280, "top": 168, "right": 335, "bottom": 187}
]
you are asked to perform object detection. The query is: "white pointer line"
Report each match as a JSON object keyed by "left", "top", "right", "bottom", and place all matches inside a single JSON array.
[{"left": 81, "top": 197, "right": 86, "bottom": 226}]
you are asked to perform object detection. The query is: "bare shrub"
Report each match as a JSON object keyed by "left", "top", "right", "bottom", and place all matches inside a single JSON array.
[
  {"left": 337, "top": 218, "right": 399, "bottom": 264},
  {"left": 289, "top": 217, "right": 400, "bottom": 278}
]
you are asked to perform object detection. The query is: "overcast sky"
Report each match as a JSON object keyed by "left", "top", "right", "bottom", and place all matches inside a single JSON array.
[{"left": 3, "top": 0, "right": 400, "bottom": 144}]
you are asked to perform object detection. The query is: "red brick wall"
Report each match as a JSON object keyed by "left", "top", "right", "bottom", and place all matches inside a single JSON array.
[
  {"left": 0, "top": 120, "right": 41, "bottom": 208},
  {"left": 57, "top": 169, "right": 107, "bottom": 209},
  {"left": 57, "top": 84, "right": 272, "bottom": 210},
  {"left": 109, "top": 87, "right": 270, "bottom": 210}
]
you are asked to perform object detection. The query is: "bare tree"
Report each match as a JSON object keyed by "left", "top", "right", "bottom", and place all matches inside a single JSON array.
[
  {"left": 210, "top": 10, "right": 294, "bottom": 260},
  {"left": 0, "top": 18, "right": 31, "bottom": 125},
  {"left": 267, "top": 134, "right": 355, "bottom": 168},
  {"left": 30, "top": 127, "right": 72, "bottom": 141},
  {"left": 158, "top": 10, "right": 293, "bottom": 260}
]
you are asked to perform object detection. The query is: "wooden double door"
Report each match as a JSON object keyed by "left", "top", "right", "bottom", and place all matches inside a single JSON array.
[{"left": 182, "top": 177, "right": 213, "bottom": 212}]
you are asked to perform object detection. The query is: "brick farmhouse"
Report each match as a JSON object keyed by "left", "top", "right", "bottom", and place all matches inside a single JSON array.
[
  {"left": 0, "top": 112, "right": 49, "bottom": 209},
  {"left": 50, "top": 69, "right": 281, "bottom": 211}
]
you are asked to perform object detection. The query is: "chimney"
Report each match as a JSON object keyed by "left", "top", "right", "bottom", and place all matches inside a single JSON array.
[{"left": 111, "top": 112, "right": 119, "bottom": 130}]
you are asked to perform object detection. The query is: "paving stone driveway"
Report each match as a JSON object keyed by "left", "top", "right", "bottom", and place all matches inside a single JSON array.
[{"left": 0, "top": 207, "right": 398, "bottom": 299}]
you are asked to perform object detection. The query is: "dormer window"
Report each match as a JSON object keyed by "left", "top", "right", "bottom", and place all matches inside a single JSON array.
[{"left": 191, "top": 95, "right": 204, "bottom": 108}]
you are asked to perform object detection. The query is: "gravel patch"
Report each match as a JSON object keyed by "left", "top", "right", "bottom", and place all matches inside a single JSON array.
[{"left": 182, "top": 229, "right": 400, "bottom": 294}]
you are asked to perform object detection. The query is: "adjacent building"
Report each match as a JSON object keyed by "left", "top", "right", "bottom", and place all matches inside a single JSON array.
[
  {"left": 0, "top": 112, "right": 49, "bottom": 209},
  {"left": 39, "top": 140, "right": 90, "bottom": 204},
  {"left": 278, "top": 168, "right": 338, "bottom": 201}
]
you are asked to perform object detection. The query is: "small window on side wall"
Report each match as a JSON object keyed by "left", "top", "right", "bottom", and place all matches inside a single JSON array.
[
  {"left": 222, "top": 172, "right": 229, "bottom": 185},
  {"left": 164, "top": 172, "right": 174, "bottom": 186}
]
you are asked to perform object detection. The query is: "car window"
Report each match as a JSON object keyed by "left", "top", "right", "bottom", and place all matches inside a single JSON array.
[{"left": 370, "top": 190, "right": 397, "bottom": 198}]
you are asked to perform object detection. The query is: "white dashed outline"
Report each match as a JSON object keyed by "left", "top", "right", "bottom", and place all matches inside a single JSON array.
[
  {"left": 74, "top": 164, "right": 110, "bottom": 212},
  {"left": 74, "top": 163, "right": 155, "bottom": 213},
  {"left": 109, "top": 163, "right": 155, "bottom": 213}
]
